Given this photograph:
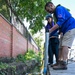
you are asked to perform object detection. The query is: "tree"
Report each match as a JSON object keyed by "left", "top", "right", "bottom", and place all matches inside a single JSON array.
[
  {"left": 5, "top": 0, "right": 51, "bottom": 34},
  {"left": 0, "top": 0, "right": 10, "bottom": 21},
  {"left": 34, "top": 33, "right": 43, "bottom": 49}
]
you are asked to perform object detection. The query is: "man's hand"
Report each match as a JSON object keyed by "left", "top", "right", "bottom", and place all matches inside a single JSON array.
[
  {"left": 49, "top": 24, "right": 59, "bottom": 33},
  {"left": 49, "top": 29, "right": 51, "bottom": 33}
]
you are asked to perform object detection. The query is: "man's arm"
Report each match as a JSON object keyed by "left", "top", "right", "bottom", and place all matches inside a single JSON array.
[{"left": 49, "top": 24, "right": 59, "bottom": 33}]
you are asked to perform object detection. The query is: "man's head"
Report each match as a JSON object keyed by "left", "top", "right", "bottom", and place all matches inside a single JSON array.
[{"left": 45, "top": 2, "right": 55, "bottom": 14}]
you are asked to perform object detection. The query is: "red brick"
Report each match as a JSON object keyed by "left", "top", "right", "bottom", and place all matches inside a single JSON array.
[{"left": 0, "top": 15, "right": 39, "bottom": 57}]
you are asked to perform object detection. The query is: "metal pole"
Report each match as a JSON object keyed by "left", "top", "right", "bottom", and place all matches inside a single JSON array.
[{"left": 43, "top": 30, "right": 49, "bottom": 74}]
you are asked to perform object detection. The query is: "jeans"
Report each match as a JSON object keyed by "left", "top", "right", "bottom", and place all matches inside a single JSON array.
[{"left": 48, "top": 38, "right": 59, "bottom": 64}]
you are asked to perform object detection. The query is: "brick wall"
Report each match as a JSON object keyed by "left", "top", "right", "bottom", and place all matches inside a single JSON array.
[
  {"left": 12, "top": 26, "right": 28, "bottom": 57},
  {"left": 0, "top": 16, "right": 12, "bottom": 57},
  {"left": 0, "top": 14, "right": 39, "bottom": 57}
]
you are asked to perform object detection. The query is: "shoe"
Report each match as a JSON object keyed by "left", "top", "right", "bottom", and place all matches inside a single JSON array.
[
  {"left": 53, "top": 61, "right": 67, "bottom": 70},
  {"left": 50, "top": 63, "right": 58, "bottom": 67},
  {"left": 51, "top": 60, "right": 61, "bottom": 67},
  {"left": 48, "top": 63, "right": 50, "bottom": 65},
  {"left": 50, "top": 64, "right": 54, "bottom": 67},
  {"left": 48, "top": 62, "right": 53, "bottom": 65}
]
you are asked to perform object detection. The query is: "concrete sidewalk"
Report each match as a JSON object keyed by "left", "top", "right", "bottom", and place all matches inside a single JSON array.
[{"left": 50, "top": 61, "right": 75, "bottom": 75}]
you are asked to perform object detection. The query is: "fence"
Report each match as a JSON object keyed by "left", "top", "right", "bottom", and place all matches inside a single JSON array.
[{"left": 0, "top": 14, "right": 39, "bottom": 57}]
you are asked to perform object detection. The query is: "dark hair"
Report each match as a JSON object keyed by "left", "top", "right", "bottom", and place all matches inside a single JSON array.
[
  {"left": 45, "top": 2, "right": 53, "bottom": 10},
  {"left": 46, "top": 14, "right": 52, "bottom": 20}
]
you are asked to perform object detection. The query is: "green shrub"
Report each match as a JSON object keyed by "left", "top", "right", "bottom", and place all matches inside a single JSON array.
[{"left": 17, "top": 49, "right": 41, "bottom": 63}]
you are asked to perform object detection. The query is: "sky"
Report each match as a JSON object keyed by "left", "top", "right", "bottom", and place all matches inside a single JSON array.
[{"left": 52, "top": 0, "right": 75, "bottom": 18}]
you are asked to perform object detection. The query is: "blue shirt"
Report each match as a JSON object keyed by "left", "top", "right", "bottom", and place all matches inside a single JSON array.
[
  {"left": 54, "top": 5, "right": 75, "bottom": 35},
  {"left": 45, "top": 21, "right": 58, "bottom": 37}
]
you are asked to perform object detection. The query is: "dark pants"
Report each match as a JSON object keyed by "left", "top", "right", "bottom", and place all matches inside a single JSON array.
[{"left": 48, "top": 38, "right": 59, "bottom": 64}]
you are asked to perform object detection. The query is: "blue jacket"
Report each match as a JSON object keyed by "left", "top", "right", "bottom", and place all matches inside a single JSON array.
[
  {"left": 45, "top": 21, "right": 58, "bottom": 37},
  {"left": 54, "top": 5, "right": 75, "bottom": 35}
]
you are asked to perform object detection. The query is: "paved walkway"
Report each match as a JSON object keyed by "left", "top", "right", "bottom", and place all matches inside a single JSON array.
[
  {"left": 50, "top": 61, "right": 75, "bottom": 75},
  {"left": 25, "top": 61, "right": 75, "bottom": 75}
]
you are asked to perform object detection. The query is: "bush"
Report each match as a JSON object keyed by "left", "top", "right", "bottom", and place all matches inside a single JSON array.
[{"left": 17, "top": 49, "right": 42, "bottom": 63}]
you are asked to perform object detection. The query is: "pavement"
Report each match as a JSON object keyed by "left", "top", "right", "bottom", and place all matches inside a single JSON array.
[
  {"left": 25, "top": 60, "right": 75, "bottom": 75},
  {"left": 50, "top": 61, "right": 75, "bottom": 75}
]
